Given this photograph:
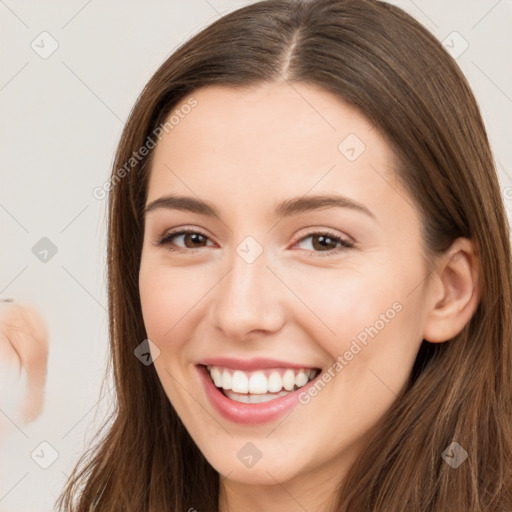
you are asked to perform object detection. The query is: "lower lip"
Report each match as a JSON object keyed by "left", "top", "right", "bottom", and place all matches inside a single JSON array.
[{"left": 197, "top": 365, "right": 319, "bottom": 425}]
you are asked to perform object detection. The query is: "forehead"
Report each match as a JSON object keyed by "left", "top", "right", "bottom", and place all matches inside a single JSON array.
[
  {"left": 156, "top": 82, "right": 383, "bottom": 160},
  {"left": 146, "top": 82, "right": 408, "bottom": 225}
]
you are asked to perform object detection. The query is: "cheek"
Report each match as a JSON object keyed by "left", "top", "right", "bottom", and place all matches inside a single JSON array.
[
  {"left": 138, "top": 257, "right": 220, "bottom": 394},
  {"left": 283, "top": 262, "right": 400, "bottom": 345},
  {"left": 139, "top": 261, "right": 196, "bottom": 407},
  {"left": 139, "top": 271, "right": 170, "bottom": 341},
  {"left": 139, "top": 256, "right": 205, "bottom": 341},
  {"left": 290, "top": 259, "right": 421, "bottom": 386}
]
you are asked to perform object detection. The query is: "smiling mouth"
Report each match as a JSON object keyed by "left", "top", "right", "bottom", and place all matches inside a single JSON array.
[{"left": 203, "top": 365, "right": 321, "bottom": 404}]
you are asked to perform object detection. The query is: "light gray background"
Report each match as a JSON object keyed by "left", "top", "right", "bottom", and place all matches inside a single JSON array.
[{"left": 1, "top": 1, "right": 511, "bottom": 510}]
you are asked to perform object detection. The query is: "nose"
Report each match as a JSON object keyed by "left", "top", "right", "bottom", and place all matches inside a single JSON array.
[{"left": 210, "top": 245, "right": 285, "bottom": 342}]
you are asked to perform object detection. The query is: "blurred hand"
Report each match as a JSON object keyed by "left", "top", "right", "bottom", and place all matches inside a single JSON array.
[{"left": 0, "top": 301, "right": 49, "bottom": 428}]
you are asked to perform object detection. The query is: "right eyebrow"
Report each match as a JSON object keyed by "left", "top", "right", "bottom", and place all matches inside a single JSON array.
[{"left": 144, "top": 195, "right": 220, "bottom": 219}]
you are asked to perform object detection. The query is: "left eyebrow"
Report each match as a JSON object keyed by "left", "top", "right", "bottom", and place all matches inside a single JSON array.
[
  {"left": 144, "top": 193, "right": 376, "bottom": 222},
  {"left": 273, "top": 194, "right": 376, "bottom": 221}
]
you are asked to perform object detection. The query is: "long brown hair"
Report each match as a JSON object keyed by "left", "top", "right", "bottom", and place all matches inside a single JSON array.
[{"left": 57, "top": 0, "right": 512, "bottom": 510}]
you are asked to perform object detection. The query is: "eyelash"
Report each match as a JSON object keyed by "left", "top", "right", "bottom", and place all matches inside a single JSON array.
[{"left": 155, "top": 228, "right": 354, "bottom": 256}]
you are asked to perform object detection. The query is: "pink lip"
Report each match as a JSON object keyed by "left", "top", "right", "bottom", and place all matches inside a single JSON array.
[
  {"left": 197, "top": 356, "right": 317, "bottom": 371},
  {"left": 197, "top": 364, "right": 320, "bottom": 425}
]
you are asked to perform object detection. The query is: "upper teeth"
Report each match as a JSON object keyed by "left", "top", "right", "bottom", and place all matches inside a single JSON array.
[{"left": 206, "top": 365, "right": 317, "bottom": 394}]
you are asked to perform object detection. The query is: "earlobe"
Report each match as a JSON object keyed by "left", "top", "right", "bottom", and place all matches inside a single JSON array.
[{"left": 422, "top": 238, "right": 482, "bottom": 344}]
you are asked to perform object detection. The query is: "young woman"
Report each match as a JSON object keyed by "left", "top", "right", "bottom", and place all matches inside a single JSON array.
[{"left": 57, "top": 0, "right": 512, "bottom": 510}]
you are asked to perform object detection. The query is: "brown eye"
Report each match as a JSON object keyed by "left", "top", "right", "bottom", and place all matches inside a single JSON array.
[
  {"left": 180, "top": 232, "right": 208, "bottom": 248},
  {"left": 311, "top": 234, "right": 339, "bottom": 251},
  {"left": 157, "top": 229, "right": 214, "bottom": 252},
  {"left": 295, "top": 231, "right": 353, "bottom": 256}
]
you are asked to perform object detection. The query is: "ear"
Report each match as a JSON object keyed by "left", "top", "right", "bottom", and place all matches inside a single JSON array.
[{"left": 422, "top": 237, "right": 482, "bottom": 343}]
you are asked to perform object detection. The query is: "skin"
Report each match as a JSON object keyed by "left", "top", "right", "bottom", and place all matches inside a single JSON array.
[
  {"left": 0, "top": 302, "right": 49, "bottom": 432},
  {"left": 138, "top": 82, "right": 481, "bottom": 511}
]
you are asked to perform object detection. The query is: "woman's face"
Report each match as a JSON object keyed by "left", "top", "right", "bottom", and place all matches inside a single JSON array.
[{"left": 139, "top": 82, "right": 433, "bottom": 495}]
